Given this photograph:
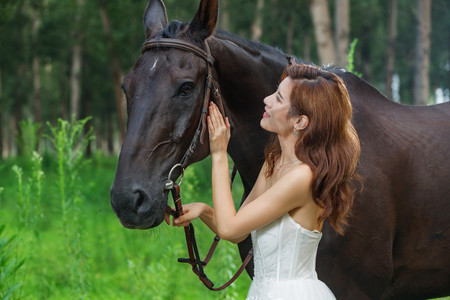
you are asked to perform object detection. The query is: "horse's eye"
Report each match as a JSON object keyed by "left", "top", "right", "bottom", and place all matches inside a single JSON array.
[{"left": 178, "top": 82, "right": 195, "bottom": 96}]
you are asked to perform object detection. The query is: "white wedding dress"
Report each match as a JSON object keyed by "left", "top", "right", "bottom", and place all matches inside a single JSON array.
[{"left": 246, "top": 213, "right": 336, "bottom": 300}]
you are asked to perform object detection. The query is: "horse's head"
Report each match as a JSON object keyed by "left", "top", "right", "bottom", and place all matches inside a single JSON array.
[{"left": 111, "top": 0, "right": 219, "bottom": 229}]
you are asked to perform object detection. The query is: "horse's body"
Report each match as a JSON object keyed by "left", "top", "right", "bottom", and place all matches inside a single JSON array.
[{"left": 110, "top": 0, "right": 450, "bottom": 299}]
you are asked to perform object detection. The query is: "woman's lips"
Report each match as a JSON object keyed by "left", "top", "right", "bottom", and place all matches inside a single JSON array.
[{"left": 263, "top": 112, "right": 270, "bottom": 118}]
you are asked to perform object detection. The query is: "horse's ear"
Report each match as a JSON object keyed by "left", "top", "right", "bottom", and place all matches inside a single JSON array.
[
  {"left": 143, "top": 0, "right": 168, "bottom": 39},
  {"left": 187, "top": 0, "right": 218, "bottom": 42}
]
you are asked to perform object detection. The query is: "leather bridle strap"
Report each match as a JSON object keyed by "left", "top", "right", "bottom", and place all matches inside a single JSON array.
[
  {"left": 141, "top": 38, "right": 225, "bottom": 169},
  {"left": 144, "top": 38, "right": 250, "bottom": 291},
  {"left": 166, "top": 180, "right": 253, "bottom": 291},
  {"left": 141, "top": 38, "right": 215, "bottom": 65}
]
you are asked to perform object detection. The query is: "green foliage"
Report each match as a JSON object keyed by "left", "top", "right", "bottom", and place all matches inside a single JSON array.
[
  {"left": 0, "top": 119, "right": 251, "bottom": 299},
  {"left": 11, "top": 151, "right": 44, "bottom": 233},
  {"left": 45, "top": 117, "right": 94, "bottom": 297},
  {"left": 17, "top": 119, "right": 41, "bottom": 157},
  {"left": 0, "top": 225, "right": 25, "bottom": 300},
  {"left": 346, "top": 39, "right": 362, "bottom": 77}
]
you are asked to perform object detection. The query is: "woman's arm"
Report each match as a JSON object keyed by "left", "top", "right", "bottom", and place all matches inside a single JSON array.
[{"left": 208, "top": 102, "right": 313, "bottom": 241}]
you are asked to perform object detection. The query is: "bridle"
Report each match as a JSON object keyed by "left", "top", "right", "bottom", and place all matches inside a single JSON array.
[
  {"left": 140, "top": 37, "right": 253, "bottom": 291},
  {"left": 141, "top": 38, "right": 224, "bottom": 170}
]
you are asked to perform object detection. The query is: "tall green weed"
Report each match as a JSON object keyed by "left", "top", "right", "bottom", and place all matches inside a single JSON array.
[
  {"left": 0, "top": 225, "right": 24, "bottom": 300},
  {"left": 46, "top": 117, "right": 94, "bottom": 298},
  {"left": 12, "top": 152, "right": 44, "bottom": 234},
  {"left": 346, "top": 38, "right": 362, "bottom": 77}
]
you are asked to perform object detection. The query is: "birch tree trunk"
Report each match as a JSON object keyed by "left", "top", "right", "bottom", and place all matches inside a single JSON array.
[
  {"left": 32, "top": 6, "right": 42, "bottom": 125},
  {"left": 310, "top": 0, "right": 336, "bottom": 65},
  {"left": 251, "top": 0, "right": 264, "bottom": 41},
  {"left": 303, "top": 33, "right": 311, "bottom": 62},
  {"left": 219, "top": 0, "right": 229, "bottom": 31},
  {"left": 99, "top": 1, "right": 125, "bottom": 143},
  {"left": 413, "top": 0, "right": 432, "bottom": 105},
  {"left": 334, "top": 0, "right": 349, "bottom": 67},
  {"left": 70, "top": 0, "right": 85, "bottom": 120},
  {"left": 386, "top": 0, "right": 397, "bottom": 99}
]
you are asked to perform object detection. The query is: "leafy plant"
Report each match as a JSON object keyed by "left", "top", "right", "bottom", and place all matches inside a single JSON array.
[
  {"left": 346, "top": 38, "right": 362, "bottom": 77},
  {"left": 17, "top": 119, "right": 42, "bottom": 157},
  {"left": 11, "top": 152, "right": 44, "bottom": 233},
  {"left": 0, "top": 225, "right": 24, "bottom": 300},
  {"left": 45, "top": 117, "right": 94, "bottom": 297}
]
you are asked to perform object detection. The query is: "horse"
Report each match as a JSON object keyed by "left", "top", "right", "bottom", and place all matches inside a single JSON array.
[{"left": 110, "top": 0, "right": 450, "bottom": 298}]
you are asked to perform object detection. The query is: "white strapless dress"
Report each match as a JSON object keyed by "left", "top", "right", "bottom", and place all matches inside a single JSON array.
[{"left": 246, "top": 214, "right": 336, "bottom": 300}]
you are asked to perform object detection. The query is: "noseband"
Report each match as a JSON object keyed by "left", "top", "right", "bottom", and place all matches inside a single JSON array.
[{"left": 140, "top": 38, "right": 252, "bottom": 291}]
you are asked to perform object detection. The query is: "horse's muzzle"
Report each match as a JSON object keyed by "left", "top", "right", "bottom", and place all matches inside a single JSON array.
[{"left": 110, "top": 185, "right": 165, "bottom": 229}]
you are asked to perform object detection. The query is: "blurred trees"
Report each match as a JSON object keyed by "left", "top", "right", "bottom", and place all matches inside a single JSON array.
[
  {"left": 0, "top": 0, "right": 448, "bottom": 158},
  {"left": 413, "top": 0, "right": 432, "bottom": 105},
  {"left": 310, "top": 0, "right": 336, "bottom": 64}
]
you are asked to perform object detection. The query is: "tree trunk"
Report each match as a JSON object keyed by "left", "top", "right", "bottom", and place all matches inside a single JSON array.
[
  {"left": 413, "top": 0, "right": 431, "bottom": 105},
  {"left": 270, "top": 0, "right": 279, "bottom": 45},
  {"left": 84, "top": 95, "right": 93, "bottom": 157},
  {"left": 334, "top": 0, "right": 350, "bottom": 67},
  {"left": 286, "top": 11, "right": 294, "bottom": 54},
  {"left": 15, "top": 63, "right": 25, "bottom": 156},
  {"left": 303, "top": 33, "right": 311, "bottom": 62},
  {"left": 219, "top": 0, "right": 229, "bottom": 31},
  {"left": 310, "top": 0, "right": 336, "bottom": 65},
  {"left": 385, "top": 0, "right": 397, "bottom": 99},
  {"left": 32, "top": 6, "right": 42, "bottom": 125},
  {"left": 70, "top": 0, "right": 85, "bottom": 120},
  {"left": 99, "top": 1, "right": 126, "bottom": 143},
  {"left": 251, "top": 0, "right": 264, "bottom": 41},
  {"left": 107, "top": 117, "right": 114, "bottom": 154}
]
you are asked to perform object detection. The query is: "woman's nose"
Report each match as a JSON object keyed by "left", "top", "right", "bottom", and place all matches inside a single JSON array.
[{"left": 263, "top": 94, "right": 271, "bottom": 106}]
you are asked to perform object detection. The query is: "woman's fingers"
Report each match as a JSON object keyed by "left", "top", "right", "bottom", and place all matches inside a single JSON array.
[
  {"left": 164, "top": 212, "right": 171, "bottom": 225},
  {"left": 173, "top": 214, "right": 191, "bottom": 227},
  {"left": 209, "top": 102, "right": 224, "bottom": 128}
]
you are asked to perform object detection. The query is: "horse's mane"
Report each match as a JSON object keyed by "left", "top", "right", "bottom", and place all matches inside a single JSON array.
[
  {"left": 155, "top": 21, "right": 345, "bottom": 76},
  {"left": 214, "top": 30, "right": 346, "bottom": 75},
  {"left": 154, "top": 20, "right": 186, "bottom": 39},
  {"left": 214, "top": 30, "right": 286, "bottom": 57}
]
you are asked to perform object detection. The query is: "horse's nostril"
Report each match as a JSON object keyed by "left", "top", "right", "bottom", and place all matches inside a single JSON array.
[
  {"left": 135, "top": 191, "right": 145, "bottom": 211},
  {"left": 134, "top": 190, "right": 152, "bottom": 215}
]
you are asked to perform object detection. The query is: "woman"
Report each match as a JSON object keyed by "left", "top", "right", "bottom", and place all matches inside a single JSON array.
[{"left": 166, "top": 64, "right": 361, "bottom": 299}]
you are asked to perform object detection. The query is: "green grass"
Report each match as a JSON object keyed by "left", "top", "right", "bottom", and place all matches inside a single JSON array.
[
  {"left": 2, "top": 116, "right": 448, "bottom": 300},
  {"left": 0, "top": 154, "right": 251, "bottom": 299}
]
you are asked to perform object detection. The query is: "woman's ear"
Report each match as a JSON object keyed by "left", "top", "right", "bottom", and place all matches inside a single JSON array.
[{"left": 295, "top": 115, "right": 309, "bottom": 130}]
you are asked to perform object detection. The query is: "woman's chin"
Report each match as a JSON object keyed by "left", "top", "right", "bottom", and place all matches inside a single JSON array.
[{"left": 260, "top": 118, "right": 267, "bottom": 129}]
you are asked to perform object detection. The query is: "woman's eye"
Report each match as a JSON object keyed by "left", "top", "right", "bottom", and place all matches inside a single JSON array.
[{"left": 178, "top": 82, "right": 195, "bottom": 96}]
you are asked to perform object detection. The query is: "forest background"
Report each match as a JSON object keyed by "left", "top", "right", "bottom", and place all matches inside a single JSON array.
[
  {"left": 0, "top": 0, "right": 449, "bottom": 299},
  {"left": 0, "top": 0, "right": 449, "bottom": 156}
]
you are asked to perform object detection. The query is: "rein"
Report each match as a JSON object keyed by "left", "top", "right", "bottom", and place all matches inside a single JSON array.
[{"left": 141, "top": 38, "right": 253, "bottom": 291}]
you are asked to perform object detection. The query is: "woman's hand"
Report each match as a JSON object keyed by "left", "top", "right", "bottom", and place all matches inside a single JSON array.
[
  {"left": 165, "top": 203, "right": 205, "bottom": 227},
  {"left": 207, "top": 102, "right": 231, "bottom": 157}
]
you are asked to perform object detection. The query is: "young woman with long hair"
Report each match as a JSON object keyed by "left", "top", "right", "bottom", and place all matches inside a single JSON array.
[{"left": 165, "top": 63, "right": 361, "bottom": 299}]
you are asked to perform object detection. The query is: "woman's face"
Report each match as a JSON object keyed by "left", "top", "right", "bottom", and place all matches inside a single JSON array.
[{"left": 260, "top": 77, "right": 295, "bottom": 136}]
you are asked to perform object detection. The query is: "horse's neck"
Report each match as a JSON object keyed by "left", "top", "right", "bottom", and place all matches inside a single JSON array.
[{"left": 209, "top": 33, "right": 287, "bottom": 190}]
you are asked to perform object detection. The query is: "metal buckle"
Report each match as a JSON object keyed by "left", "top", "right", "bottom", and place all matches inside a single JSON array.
[{"left": 164, "top": 163, "right": 184, "bottom": 189}]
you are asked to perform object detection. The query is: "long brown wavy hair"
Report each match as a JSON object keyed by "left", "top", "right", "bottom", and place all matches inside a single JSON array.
[{"left": 264, "top": 64, "right": 361, "bottom": 235}]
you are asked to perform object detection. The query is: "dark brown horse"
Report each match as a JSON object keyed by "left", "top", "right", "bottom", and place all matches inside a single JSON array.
[{"left": 110, "top": 0, "right": 450, "bottom": 298}]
